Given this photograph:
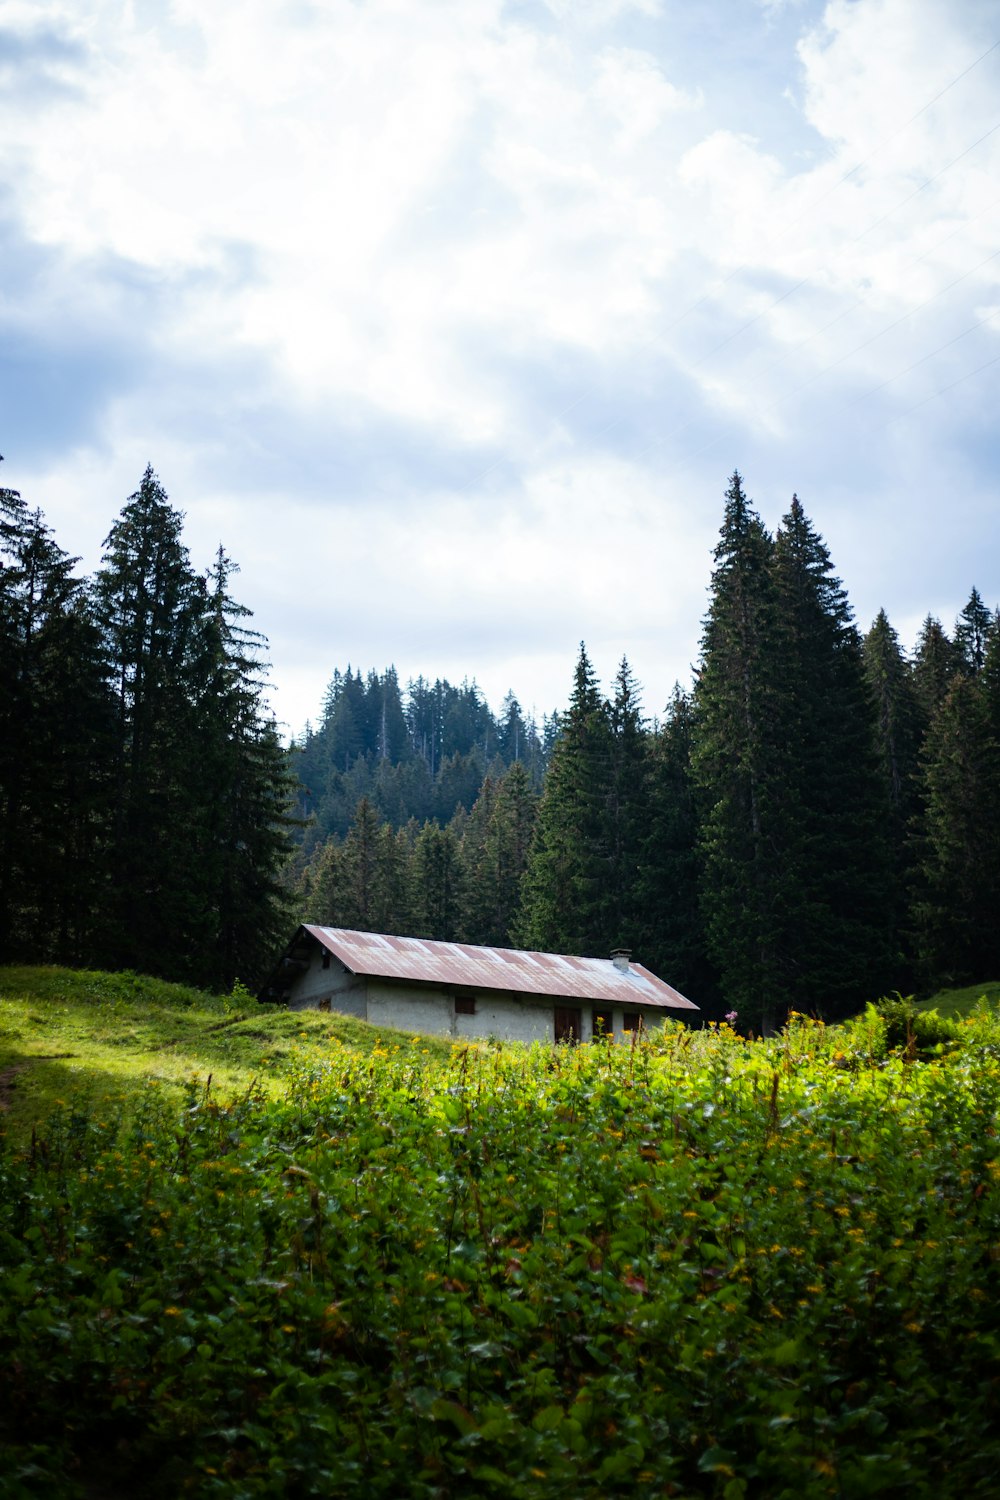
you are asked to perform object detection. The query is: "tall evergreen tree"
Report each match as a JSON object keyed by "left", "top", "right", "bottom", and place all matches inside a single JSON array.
[
  {"left": 0, "top": 480, "right": 112, "bottom": 962},
  {"left": 863, "top": 609, "right": 922, "bottom": 977},
  {"left": 461, "top": 762, "right": 537, "bottom": 947},
  {"left": 912, "top": 616, "right": 960, "bottom": 727},
  {"left": 913, "top": 655, "right": 1000, "bottom": 982},
  {"left": 638, "top": 687, "right": 716, "bottom": 1009},
  {"left": 339, "top": 798, "right": 383, "bottom": 930},
  {"left": 90, "top": 468, "right": 293, "bottom": 986},
  {"left": 413, "top": 822, "right": 464, "bottom": 941},
  {"left": 91, "top": 467, "right": 204, "bottom": 974},
  {"left": 694, "top": 477, "right": 893, "bottom": 1028},
  {"left": 497, "top": 692, "right": 527, "bottom": 765},
  {"left": 954, "top": 587, "right": 993, "bottom": 676},
  {"left": 187, "top": 547, "right": 295, "bottom": 988},
  {"left": 692, "top": 473, "right": 790, "bottom": 1030},
  {"left": 515, "top": 644, "right": 611, "bottom": 954},
  {"left": 769, "top": 496, "right": 893, "bottom": 1015},
  {"left": 605, "top": 657, "right": 648, "bottom": 951}
]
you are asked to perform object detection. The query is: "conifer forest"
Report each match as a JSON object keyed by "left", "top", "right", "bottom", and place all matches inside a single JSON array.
[{"left": 2, "top": 463, "right": 997, "bottom": 1027}]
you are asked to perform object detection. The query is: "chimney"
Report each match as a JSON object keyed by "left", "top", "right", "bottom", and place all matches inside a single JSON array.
[{"left": 610, "top": 948, "right": 631, "bottom": 973}]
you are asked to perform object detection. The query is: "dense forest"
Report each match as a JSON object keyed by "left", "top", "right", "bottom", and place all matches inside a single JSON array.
[
  {"left": 291, "top": 474, "right": 1000, "bottom": 1028},
  {"left": 2, "top": 461, "right": 997, "bottom": 1026},
  {"left": 0, "top": 461, "right": 294, "bottom": 992}
]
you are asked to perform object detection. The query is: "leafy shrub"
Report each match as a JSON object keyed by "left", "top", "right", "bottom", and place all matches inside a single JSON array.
[
  {"left": 3, "top": 1014, "right": 1000, "bottom": 1496},
  {"left": 876, "top": 993, "right": 960, "bottom": 1053}
]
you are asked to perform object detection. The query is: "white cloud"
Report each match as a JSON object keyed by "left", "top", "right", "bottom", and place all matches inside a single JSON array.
[
  {"left": 541, "top": 0, "right": 663, "bottom": 22},
  {"left": 594, "top": 47, "right": 702, "bottom": 148},
  {"left": 1, "top": 0, "right": 998, "bottom": 733},
  {"left": 0, "top": 0, "right": 705, "bottom": 448}
]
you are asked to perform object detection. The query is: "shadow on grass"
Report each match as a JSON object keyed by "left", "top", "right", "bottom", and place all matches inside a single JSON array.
[{"left": 0, "top": 1053, "right": 184, "bottom": 1147}]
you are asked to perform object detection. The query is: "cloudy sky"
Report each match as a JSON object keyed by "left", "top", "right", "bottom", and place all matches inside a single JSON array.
[{"left": 2, "top": 0, "right": 998, "bottom": 735}]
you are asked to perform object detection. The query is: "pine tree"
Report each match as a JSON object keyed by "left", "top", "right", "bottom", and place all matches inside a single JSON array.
[
  {"left": 694, "top": 477, "right": 893, "bottom": 1028},
  {"left": 605, "top": 657, "right": 648, "bottom": 951},
  {"left": 769, "top": 496, "right": 893, "bottom": 1016},
  {"left": 692, "top": 473, "right": 789, "bottom": 1030},
  {"left": 0, "top": 480, "right": 112, "bottom": 962},
  {"left": 497, "top": 692, "right": 527, "bottom": 765},
  {"left": 461, "top": 763, "right": 537, "bottom": 946},
  {"left": 188, "top": 547, "right": 295, "bottom": 988},
  {"left": 371, "top": 823, "right": 415, "bottom": 934},
  {"left": 413, "top": 821, "right": 464, "bottom": 941},
  {"left": 91, "top": 467, "right": 204, "bottom": 974},
  {"left": 457, "top": 775, "right": 498, "bottom": 943},
  {"left": 296, "top": 837, "right": 343, "bottom": 927},
  {"left": 638, "top": 687, "right": 715, "bottom": 1008},
  {"left": 914, "top": 657, "right": 1000, "bottom": 982},
  {"left": 339, "top": 798, "right": 383, "bottom": 930},
  {"left": 91, "top": 468, "right": 293, "bottom": 986},
  {"left": 954, "top": 587, "right": 993, "bottom": 676},
  {"left": 912, "top": 616, "right": 960, "bottom": 726},
  {"left": 863, "top": 609, "right": 922, "bottom": 978},
  {"left": 516, "top": 644, "right": 611, "bottom": 954}
]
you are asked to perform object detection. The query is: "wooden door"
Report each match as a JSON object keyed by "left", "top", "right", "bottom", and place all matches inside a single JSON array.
[{"left": 554, "top": 1005, "right": 581, "bottom": 1043}]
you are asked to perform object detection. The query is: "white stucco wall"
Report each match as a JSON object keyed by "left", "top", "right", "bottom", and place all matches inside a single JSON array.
[
  {"left": 366, "top": 980, "right": 452, "bottom": 1036},
  {"left": 454, "top": 992, "right": 554, "bottom": 1044},
  {"left": 288, "top": 947, "right": 367, "bottom": 1018}
]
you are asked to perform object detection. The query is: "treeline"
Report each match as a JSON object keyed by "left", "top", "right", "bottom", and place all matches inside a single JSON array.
[
  {"left": 295, "top": 473, "right": 1000, "bottom": 1029},
  {"left": 0, "top": 462, "right": 294, "bottom": 991},
  {"left": 4, "top": 455, "right": 996, "bottom": 1025},
  {"left": 293, "top": 670, "right": 552, "bottom": 847},
  {"left": 296, "top": 762, "right": 538, "bottom": 951}
]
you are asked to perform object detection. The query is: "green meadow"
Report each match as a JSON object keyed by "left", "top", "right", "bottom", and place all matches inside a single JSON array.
[{"left": 2, "top": 968, "right": 999, "bottom": 1498}]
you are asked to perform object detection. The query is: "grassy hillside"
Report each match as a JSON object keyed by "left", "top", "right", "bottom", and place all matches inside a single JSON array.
[
  {"left": 0, "top": 965, "right": 451, "bottom": 1143},
  {"left": 918, "top": 980, "right": 1000, "bottom": 1018},
  {"left": 2, "top": 970, "right": 1000, "bottom": 1498}
]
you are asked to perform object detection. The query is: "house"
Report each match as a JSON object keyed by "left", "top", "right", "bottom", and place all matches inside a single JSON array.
[{"left": 260, "top": 926, "right": 698, "bottom": 1042}]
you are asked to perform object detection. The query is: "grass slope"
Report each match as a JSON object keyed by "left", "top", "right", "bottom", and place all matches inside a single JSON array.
[
  {"left": 0, "top": 966, "right": 451, "bottom": 1142},
  {"left": 918, "top": 980, "right": 1000, "bottom": 1018}
]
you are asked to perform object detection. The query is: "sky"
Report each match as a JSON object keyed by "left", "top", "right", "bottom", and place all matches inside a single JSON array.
[{"left": 1, "top": 0, "right": 998, "bottom": 738}]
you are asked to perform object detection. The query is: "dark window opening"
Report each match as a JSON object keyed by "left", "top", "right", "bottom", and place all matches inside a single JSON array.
[
  {"left": 592, "top": 1009, "right": 612, "bottom": 1040},
  {"left": 554, "top": 1005, "right": 582, "bottom": 1043},
  {"left": 455, "top": 995, "right": 476, "bottom": 1015},
  {"left": 622, "top": 1011, "right": 642, "bottom": 1034},
  {"left": 321, "top": 950, "right": 331, "bottom": 970}
]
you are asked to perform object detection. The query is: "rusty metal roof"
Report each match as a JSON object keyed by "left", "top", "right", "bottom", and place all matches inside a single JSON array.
[{"left": 301, "top": 926, "right": 698, "bottom": 1011}]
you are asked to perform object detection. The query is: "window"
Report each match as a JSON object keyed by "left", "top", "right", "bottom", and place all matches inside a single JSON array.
[
  {"left": 592, "top": 1009, "right": 613, "bottom": 1040},
  {"left": 321, "top": 950, "right": 331, "bottom": 970},
  {"left": 622, "top": 1011, "right": 642, "bottom": 1034},
  {"left": 455, "top": 995, "right": 476, "bottom": 1015}
]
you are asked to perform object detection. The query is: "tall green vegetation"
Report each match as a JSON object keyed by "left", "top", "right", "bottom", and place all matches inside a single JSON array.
[
  {"left": 862, "top": 608, "right": 922, "bottom": 978},
  {"left": 293, "top": 478, "right": 996, "bottom": 1026},
  {"left": 0, "top": 462, "right": 294, "bottom": 989},
  {"left": 690, "top": 473, "right": 788, "bottom": 1030},
  {"left": 914, "top": 621, "right": 1000, "bottom": 983},
  {"left": 294, "top": 668, "right": 550, "bottom": 848},
  {"left": 4, "top": 451, "right": 994, "bottom": 1018},
  {"left": 768, "top": 495, "right": 893, "bottom": 1015},
  {"left": 5, "top": 978, "right": 1000, "bottom": 1498},
  {"left": 297, "top": 757, "right": 537, "bottom": 951},
  {"left": 638, "top": 687, "right": 715, "bottom": 1007},
  {"left": 0, "top": 470, "right": 111, "bottom": 964},
  {"left": 516, "top": 645, "right": 614, "bottom": 954}
]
